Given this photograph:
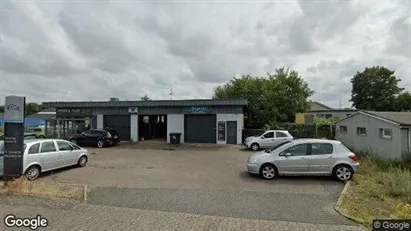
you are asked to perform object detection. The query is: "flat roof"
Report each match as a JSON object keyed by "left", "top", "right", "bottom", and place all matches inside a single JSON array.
[{"left": 42, "top": 99, "right": 248, "bottom": 108}]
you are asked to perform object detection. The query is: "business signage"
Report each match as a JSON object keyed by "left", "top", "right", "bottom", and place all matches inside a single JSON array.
[
  {"left": 56, "top": 108, "right": 92, "bottom": 117},
  {"left": 3, "top": 96, "right": 25, "bottom": 178},
  {"left": 184, "top": 106, "right": 212, "bottom": 114},
  {"left": 4, "top": 96, "right": 25, "bottom": 123}
]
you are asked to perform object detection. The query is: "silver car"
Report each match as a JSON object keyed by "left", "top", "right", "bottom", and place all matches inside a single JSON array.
[
  {"left": 246, "top": 139, "right": 359, "bottom": 181},
  {"left": 0, "top": 139, "right": 90, "bottom": 181},
  {"left": 244, "top": 130, "right": 293, "bottom": 151}
]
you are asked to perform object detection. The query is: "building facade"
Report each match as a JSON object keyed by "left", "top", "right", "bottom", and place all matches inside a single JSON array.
[
  {"left": 335, "top": 111, "right": 411, "bottom": 159},
  {"left": 295, "top": 101, "right": 358, "bottom": 124},
  {"left": 42, "top": 99, "right": 247, "bottom": 145}
]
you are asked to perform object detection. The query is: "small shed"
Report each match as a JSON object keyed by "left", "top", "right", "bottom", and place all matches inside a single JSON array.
[{"left": 335, "top": 111, "right": 411, "bottom": 159}]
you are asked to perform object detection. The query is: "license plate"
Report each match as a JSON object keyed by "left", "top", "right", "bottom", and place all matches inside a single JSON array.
[{"left": 114, "top": 135, "right": 118, "bottom": 139}]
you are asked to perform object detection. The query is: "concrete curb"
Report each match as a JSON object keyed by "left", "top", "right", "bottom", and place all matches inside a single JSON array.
[{"left": 334, "top": 181, "right": 366, "bottom": 227}]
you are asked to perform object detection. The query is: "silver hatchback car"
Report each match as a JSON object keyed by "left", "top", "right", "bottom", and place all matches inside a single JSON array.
[
  {"left": 247, "top": 139, "right": 359, "bottom": 181},
  {"left": 0, "top": 139, "right": 90, "bottom": 181}
]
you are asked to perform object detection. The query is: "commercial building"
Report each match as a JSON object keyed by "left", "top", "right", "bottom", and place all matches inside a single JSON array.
[{"left": 42, "top": 99, "right": 247, "bottom": 144}]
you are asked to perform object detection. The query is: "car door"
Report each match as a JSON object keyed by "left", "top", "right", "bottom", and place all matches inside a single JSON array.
[
  {"left": 259, "top": 132, "right": 275, "bottom": 148},
  {"left": 39, "top": 141, "right": 60, "bottom": 171},
  {"left": 276, "top": 143, "right": 309, "bottom": 174},
  {"left": 275, "top": 131, "right": 292, "bottom": 143},
  {"left": 77, "top": 130, "right": 93, "bottom": 146},
  {"left": 56, "top": 140, "right": 76, "bottom": 166},
  {"left": 305, "top": 143, "right": 335, "bottom": 174}
]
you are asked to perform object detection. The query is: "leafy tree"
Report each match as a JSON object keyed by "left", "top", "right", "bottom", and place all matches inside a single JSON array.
[
  {"left": 0, "top": 106, "right": 3, "bottom": 114},
  {"left": 25, "top": 102, "right": 43, "bottom": 115},
  {"left": 313, "top": 117, "right": 339, "bottom": 126},
  {"left": 140, "top": 95, "right": 151, "bottom": 101},
  {"left": 213, "top": 67, "right": 314, "bottom": 128},
  {"left": 396, "top": 91, "right": 411, "bottom": 112},
  {"left": 350, "top": 66, "right": 403, "bottom": 111}
]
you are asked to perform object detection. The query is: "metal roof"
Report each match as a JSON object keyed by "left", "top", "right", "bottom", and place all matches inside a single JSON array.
[
  {"left": 363, "top": 111, "right": 411, "bottom": 126},
  {"left": 42, "top": 99, "right": 248, "bottom": 108},
  {"left": 336, "top": 110, "right": 411, "bottom": 126}
]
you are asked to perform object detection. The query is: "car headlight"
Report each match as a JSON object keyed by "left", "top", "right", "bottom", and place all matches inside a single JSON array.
[{"left": 248, "top": 157, "right": 257, "bottom": 164}]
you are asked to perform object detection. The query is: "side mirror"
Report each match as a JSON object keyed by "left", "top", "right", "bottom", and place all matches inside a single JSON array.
[
  {"left": 285, "top": 153, "right": 292, "bottom": 157},
  {"left": 261, "top": 136, "right": 265, "bottom": 139}
]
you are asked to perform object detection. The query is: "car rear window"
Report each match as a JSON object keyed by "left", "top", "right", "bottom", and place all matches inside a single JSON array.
[{"left": 28, "top": 143, "right": 41, "bottom": 154}]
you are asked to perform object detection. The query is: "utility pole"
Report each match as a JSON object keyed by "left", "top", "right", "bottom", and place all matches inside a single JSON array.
[
  {"left": 339, "top": 100, "right": 342, "bottom": 109},
  {"left": 169, "top": 85, "right": 174, "bottom": 100}
]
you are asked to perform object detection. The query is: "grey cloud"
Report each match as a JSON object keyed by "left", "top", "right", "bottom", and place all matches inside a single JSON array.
[
  {"left": 385, "top": 15, "right": 411, "bottom": 57},
  {"left": 0, "top": 1, "right": 409, "bottom": 106}
]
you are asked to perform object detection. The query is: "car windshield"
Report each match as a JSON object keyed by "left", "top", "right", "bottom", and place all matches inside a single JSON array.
[{"left": 265, "top": 140, "right": 292, "bottom": 153}]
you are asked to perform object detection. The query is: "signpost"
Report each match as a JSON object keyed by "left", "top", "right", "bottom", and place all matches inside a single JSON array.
[{"left": 3, "top": 96, "right": 25, "bottom": 182}]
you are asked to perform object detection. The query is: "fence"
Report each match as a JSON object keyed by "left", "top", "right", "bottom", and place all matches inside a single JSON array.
[{"left": 242, "top": 124, "right": 336, "bottom": 143}]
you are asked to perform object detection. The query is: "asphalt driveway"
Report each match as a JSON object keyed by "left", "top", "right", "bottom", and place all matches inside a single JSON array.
[{"left": 40, "top": 145, "right": 355, "bottom": 225}]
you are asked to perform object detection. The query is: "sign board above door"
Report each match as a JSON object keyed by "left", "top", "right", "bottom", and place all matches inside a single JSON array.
[{"left": 184, "top": 106, "right": 212, "bottom": 114}]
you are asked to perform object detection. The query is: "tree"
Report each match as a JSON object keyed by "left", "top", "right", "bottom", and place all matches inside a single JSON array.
[
  {"left": 25, "top": 102, "right": 43, "bottom": 115},
  {"left": 396, "top": 91, "right": 411, "bottom": 112},
  {"left": 213, "top": 67, "right": 314, "bottom": 128},
  {"left": 0, "top": 106, "right": 3, "bottom": 114},
  {"left": 140, "top": 95, "right": 151, "bottom": 101},
  {"left": 350, "top": 66, "right": 403, "bottom": 111}
]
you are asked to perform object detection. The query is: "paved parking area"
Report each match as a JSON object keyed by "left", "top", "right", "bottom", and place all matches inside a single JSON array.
[{"left": 31, "top": 146, "right": 360, "bottom": 227}]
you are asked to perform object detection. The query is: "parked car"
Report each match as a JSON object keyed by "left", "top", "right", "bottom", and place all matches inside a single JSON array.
[
  {"left": 244, "top": 130, "right": 293, "bottom": 151},
  {"left": 69, "top": 128, "right": 120, "bottom": 148},
  {"left": 0, "top": 139, "right": 90, "bottom": 181},
  {"left": 246, "top": 139, "right": 359, "bottom": 181}
]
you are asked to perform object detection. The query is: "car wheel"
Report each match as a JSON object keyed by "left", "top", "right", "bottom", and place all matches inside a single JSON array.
[
  {"left": 97, "top": 140, "right": 105, "bottom": 148},
  {"left": 251, "top": 143, "right": 260, "bottom": 151},
  {"left": 38, "top": 135, "right": 45, "bottom": 139},
  {"left": 333, "top": 165, "right": 353, "bottom": 181},
  {"left": 78, "top": 156, "right": 88, "bottom": 167},
  {"left": 25, "top": 165, "right": 41, "bottom": 181},
  {"left": 259, "top": 164, "right": 278, "bottom": 180}
]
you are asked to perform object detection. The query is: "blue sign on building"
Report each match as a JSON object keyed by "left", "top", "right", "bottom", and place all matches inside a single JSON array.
[{"left": 184, "top": 106, "right": 212, "bottom": 114}]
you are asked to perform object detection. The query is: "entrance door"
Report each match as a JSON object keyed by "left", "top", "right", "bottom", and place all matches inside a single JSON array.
[
  {"left": 103, "top": 115, "right": 131, "bottom": 141},
  {"left": 226, "top": 121, "right": 237, "bottom": 144},
  {"left": 184, "top": 115, "right": 216, "bottom": 143}
]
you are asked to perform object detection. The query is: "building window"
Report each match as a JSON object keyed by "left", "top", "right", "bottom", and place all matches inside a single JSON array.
[
  {"left": 340, "top": 126, "right": 347, "bottom": 134},
  {"left": 379, "top": 128, "right": 392, "bottom": 140},
  {"left": 346, "top": 114, "right": 351, "bottom": 116},
  {"left": 356, "top": 127, "right": 367, "bottom": 136}
]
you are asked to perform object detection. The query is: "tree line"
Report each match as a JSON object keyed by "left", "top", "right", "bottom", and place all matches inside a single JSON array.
[{"left": 213, "top": 65, "right": 411, "bottom": 129}]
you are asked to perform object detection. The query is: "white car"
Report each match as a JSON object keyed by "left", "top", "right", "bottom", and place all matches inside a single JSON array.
[
  {"left": 244, "top": 130, "right": 293, "bottom": 151},
  {"left": 0, "top": 139, "right": 90, "bottom": 180}
]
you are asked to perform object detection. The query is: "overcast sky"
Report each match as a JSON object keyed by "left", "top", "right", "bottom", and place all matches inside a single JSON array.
[{"left": 0, "top": 0, "right": 410, "bottom": 108}]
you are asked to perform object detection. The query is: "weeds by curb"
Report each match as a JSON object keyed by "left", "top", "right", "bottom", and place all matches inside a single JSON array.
[{"left": 334, "top": 181, "right": 367, "bottom": 228}]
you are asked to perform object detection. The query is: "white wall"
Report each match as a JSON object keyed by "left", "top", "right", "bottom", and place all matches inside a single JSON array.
[
  {"left": 167, "top": 114, "right": 184, "bottom": 143},
  {"left": 130, "top": 114, "right": 138, "bottom": 142},
  {"left": 216, "top": 114, "right": 243, "bottom": 145},
  {"left": 97, "top": 114, "right": 103, "bottom": 129}
]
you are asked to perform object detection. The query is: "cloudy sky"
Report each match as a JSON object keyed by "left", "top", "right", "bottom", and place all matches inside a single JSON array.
[{"left": 0, "top": 0, "right": 410, "bottom": 108}]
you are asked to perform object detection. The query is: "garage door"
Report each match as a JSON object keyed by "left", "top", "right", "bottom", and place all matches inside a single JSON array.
[
  {"left": 103, "top": 115, "right": 131, "bottom": 141},
  {"left": 184, "top": 115, "right": 216, "bottom": 143}
]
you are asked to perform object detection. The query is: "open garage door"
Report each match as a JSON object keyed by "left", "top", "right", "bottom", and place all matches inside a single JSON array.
[
  {"left": 103, "top": 115, "right": 131, "bottom": 141},
  {"left": 184, "top": 115, "right": 216, "bottom": 143}
]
